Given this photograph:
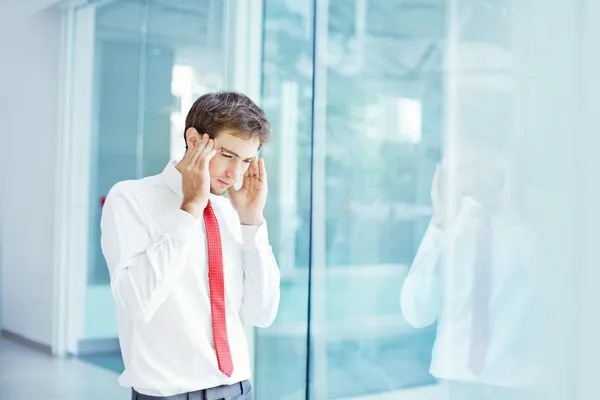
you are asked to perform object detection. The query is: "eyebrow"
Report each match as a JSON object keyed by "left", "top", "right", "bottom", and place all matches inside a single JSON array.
[{"left": 220, "top": 147, "right": 256, "bottom": 161}]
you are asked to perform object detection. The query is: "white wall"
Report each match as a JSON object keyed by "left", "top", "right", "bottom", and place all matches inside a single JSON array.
[
  {"left": 0, "top": 0, "right": 63, "bottom": 19},
  {"left": 576, "top": 2, "right": 600, "bottom": 398},
  {"left": 0, "top": 7, "right": 64, "bottom": 347}
]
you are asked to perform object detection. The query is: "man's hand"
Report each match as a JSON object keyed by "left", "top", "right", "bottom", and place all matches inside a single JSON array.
[
  {"left": 180, "top": 134, "right": 216, "bottom": 218},
  {"left": 228, "top": 158, "right": 268, "bottom": 225}
]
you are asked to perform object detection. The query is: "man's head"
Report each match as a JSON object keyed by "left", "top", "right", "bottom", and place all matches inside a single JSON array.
[
  {"left": 183, "top": 92, "right": 270, "bottom": 195},
  {"left": 444, "top": 139, "right": 507, "bottom": 205}
]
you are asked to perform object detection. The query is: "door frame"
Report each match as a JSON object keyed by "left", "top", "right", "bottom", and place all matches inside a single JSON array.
[{"left": 52, "top": 0, "right": 265, "bottom": 360}]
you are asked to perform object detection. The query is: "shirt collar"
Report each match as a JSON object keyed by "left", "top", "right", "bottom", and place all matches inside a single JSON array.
[{"left": 162, "top": 161, "right": 184, "bottom": 198}]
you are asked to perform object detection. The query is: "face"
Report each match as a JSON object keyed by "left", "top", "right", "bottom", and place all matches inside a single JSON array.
[
  {"left": 208, "top": 130, "right": 259, "bottom": 194},
  {"left": 183, "top": 129, "right": 258, "bottom": 195}
]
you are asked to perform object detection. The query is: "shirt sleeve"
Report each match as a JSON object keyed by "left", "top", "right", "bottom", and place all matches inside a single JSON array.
[
  {"left": 400, "top": 221, "right": 445, "bottom": 328},
  {"left": 100, "top": 183, "right": 204, "bottom": 323},
  {"left": 239, "top": 222, "right": 281, "bottom": 328}
]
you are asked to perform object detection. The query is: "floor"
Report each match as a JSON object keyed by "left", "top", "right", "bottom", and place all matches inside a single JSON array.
[
  {"left": 0, "top": 337, "right": 129, "bottom": 399},
  {"left": 0, "top": 336, "right": 441, "bottom": 400},
  {"left": 77, "top": 330, "right": 437, "bottom": 400}
]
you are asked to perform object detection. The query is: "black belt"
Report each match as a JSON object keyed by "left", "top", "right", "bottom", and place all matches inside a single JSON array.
[{"left": 131, "top": 380, "right": 251, "bottom": 400}]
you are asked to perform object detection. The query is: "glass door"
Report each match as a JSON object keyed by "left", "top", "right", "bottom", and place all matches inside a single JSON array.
[{"left": 64, "top": 0, "right": 248, "bottom": 364}]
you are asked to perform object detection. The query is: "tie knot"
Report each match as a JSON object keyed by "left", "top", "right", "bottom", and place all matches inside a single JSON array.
[{"left": 204, "top": 201, "right": 218, "bottom": 225}]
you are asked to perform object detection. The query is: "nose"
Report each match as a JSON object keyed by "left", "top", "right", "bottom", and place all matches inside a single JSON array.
[{"left": 225, "top": 159, "right": 242, "bottom": 181}]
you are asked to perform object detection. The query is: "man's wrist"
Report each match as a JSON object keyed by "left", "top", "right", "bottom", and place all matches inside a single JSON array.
[
  {"left": 239, "top": 215, "right": 265, "bottom": 226},
  {"left": 181, "top": 202, "right": 202, "bottom": 219}
]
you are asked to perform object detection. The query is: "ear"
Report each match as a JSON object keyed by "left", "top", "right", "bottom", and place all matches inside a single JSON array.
[{"left": 185, "top": 127, "right": 201, "bottom": 148}]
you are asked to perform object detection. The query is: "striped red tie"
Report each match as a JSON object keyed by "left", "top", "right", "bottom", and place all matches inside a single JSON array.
[{"left": 204, "top": 200, "right": 234, "bottom": 377}]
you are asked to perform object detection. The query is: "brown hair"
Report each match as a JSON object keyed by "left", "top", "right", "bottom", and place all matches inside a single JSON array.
[{"left": 184, "top": 91, "right": 270, "bottom": 149}]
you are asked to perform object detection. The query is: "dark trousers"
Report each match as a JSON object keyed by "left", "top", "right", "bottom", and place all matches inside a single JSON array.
[{"left": 132, "top": 380, "right": 252, "bottom": 400}]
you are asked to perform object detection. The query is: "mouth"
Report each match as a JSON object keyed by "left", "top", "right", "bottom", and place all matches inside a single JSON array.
[{"left": 217, "top": 179, "right": 232, "bottom": 186}]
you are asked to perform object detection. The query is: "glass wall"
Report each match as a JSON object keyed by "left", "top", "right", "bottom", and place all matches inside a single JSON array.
[
  {"left": 256, "top": 0, "right": 439, "bottom": 398},
  {"left": 253, "top": 1, "right": 314, "bottom": 398},
  {"left": 73, "top": 0, "right": 587, "bottom": 399},
  {"left": 80, "top": 0, "right": 231, "bottom": 354},
  {"left": 256, "top": 0, "right": 578, "bottom": 399}
]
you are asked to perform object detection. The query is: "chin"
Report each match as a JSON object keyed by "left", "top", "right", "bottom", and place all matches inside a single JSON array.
[{"left": 210, "top": 187, "right": 228, "bottom": 196}]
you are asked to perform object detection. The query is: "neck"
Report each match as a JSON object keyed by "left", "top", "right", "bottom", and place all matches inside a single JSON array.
[{"left": 175, "top": 159, "right": 185, "bottom": 174}]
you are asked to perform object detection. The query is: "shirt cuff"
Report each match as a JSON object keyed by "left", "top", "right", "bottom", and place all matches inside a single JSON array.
[{"left": 241, "top": 222, "right": 270, "bottom": 249}]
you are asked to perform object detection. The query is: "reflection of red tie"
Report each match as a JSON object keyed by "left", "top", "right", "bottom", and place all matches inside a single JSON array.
[
  {"left": 468, "top": 213, "right": 492, "bottom": 374},
  {"left": 204, "top": 201, "right": 234, "bottom": 377}
]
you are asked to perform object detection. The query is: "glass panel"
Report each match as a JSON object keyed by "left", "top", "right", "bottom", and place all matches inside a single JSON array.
[
  {"left": 254, "top": 0, "right": 315, "bottom": 399},
  {"left": 88, "top": 0, "right": 145, "bottom": 286},
  {"left": 87, "top": 0, "right": 228, "bottom": 286},
  {"left": 82, "top": 0, "right": 229, "bottom": 370},
  {"left": 433, "top": 1, "right": 579, "bottom": 399},
  {"left": 308, "top": 0, "right": 442, "bottom": 398},
  {"left": 305, "top": 1, "right": 578, "bottom": 399},
  {"left": 143, "top": 0, "right": 227, "bottom": 172}
]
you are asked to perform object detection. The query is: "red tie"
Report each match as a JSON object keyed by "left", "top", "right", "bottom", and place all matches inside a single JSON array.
[
  {"left": 204, "top": 200, "right": 234, "bottom": 377},
  {"left": 468, "top": 213, "right": 492, "bottom": 374}
]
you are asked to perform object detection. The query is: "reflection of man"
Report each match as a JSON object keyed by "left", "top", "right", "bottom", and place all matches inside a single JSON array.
[
  {"left": 400, "top": 142, "right": 543, "bottom": 399},
  {"left": 101, "top": 92, "right": 280, "bottom": 399}
]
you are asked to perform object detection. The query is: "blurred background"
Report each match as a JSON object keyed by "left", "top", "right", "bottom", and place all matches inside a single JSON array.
[{"left": 1, "top": 0, "right": 600, "bottom": 399}]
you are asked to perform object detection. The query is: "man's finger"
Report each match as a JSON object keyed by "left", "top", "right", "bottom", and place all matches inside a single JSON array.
[
  {"left": 248, "top": 159, "right": 258, "bottom": 188},
  {"left": 206, "top": 148, "right": 217, "bottom": 161},
  {"left": 187, "top": 130, "right": 206, "bottom": 160},
  {"left": 199, "top": 148, "right": 216, "bottom": 170},
  {"left": 240, "top": 169, "right": 251, "bottom": 189},
  {"left": 193, "top": 137, "right": 213, "bottom": 167},
  {"left": 189, "top": 134, "right": 209, "bottom": 166},
  {"left": 258, "top": 158, "right": 267, "bottom": 184}
]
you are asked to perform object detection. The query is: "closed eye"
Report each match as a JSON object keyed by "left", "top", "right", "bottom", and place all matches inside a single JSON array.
[{"left": 220, "top": 149, "right": 254, "bottom": 163}]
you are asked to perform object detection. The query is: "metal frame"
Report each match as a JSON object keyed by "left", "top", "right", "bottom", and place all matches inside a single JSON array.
[
  {"left": 53, "top": 4, "right": 97, "bottom": 357},
  {"left": 307, "top": 0, "right": 329, "bottom": 397}
]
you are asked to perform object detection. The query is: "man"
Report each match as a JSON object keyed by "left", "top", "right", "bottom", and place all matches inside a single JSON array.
[
  {"left": 400, "top": 142, "right": 545, "bottom": 400},
  {"left": 101, "top": 92, "right": 280, "bottom": 399}
]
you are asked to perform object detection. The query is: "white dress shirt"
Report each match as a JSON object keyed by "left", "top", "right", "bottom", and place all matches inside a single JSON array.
[
  {"left": 100, "top": 162, "right": 280, "bottom": 397},
  {"left": 400, "top": 196, "right": 544, "bottom": 388}
]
